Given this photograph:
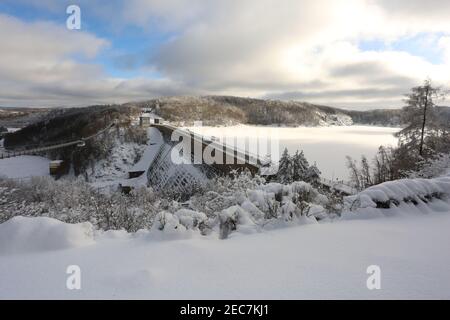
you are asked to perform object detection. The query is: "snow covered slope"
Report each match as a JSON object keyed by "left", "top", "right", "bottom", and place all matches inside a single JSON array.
[
  {"left": 0, "top": 217, "right": 94, "bottom": 254},
  {"left": 90, "top": 127, "right": 163, "bottom": 190},
  {"left": 1, "top": 196, "right": 450, "bottom": 299},
  {"left": 0, "top": 155, "right": 50, "bottom": 179}
]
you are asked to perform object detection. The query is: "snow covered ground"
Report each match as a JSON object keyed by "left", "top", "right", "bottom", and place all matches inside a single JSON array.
[
  {"left": 0, "top": 155, "right": 50, "bottom": 179},
  {"left": 90, "top": 127, "right": 163, "bottom": 190},
  {"left": 1, "top": 197, "right": 449, "bottom": 299},
  {"left": 1, "top": 126, "right": 448, "bottom": 299},
  {"left": 89, "top": 142, "right": 146, "bottom": 182},
  {"left": 187, "top": 125, "right": 400, "bottom": 181}
]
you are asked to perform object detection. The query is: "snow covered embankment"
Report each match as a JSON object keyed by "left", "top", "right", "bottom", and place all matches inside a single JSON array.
[
  {"left": 143, "top": 181, "right": 324, "bottom": 241},
  {"left": 344, "top": 176, "right": 450, "bottom": 215},
  {"left": 0, "top": 216, "right": 94, "bottom": 254},
  {"left": 1, "top": 175, "right": 449, "bottom": 256}
]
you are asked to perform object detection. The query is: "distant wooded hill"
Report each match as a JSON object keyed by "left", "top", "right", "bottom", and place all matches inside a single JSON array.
[
  {"left": 125, "top": 96, "right": 408, "bottom": 126},
  {"left": 0, "top": 107, "right": 50, "bottom": 128},
  {"left": 3, "top": 95, "right": 449, "bottom": 177},
  {"left": 4, "top": 96, "right": 450, "bottom": 150}
]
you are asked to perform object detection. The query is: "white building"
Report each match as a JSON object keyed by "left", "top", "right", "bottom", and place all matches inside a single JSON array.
[{"left": 140, "top": 113, "right": 163, "bottom": 127}]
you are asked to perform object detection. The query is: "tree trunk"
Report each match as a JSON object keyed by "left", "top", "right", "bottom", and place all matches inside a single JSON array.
[{"left": 419, "top": 86, "right": 429, "bottom": 156}]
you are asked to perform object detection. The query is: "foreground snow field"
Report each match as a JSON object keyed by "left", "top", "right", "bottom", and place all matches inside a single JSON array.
[{"left": 1, "top": 199, "right": 450, "bottom": 299}]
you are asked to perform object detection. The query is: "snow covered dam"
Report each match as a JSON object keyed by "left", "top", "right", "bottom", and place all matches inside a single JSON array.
[{"left": 124, "top": 123, "right": 270, "bottom": 197}]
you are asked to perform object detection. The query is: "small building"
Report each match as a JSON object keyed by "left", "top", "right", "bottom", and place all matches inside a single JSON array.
[
  {"left": 49, "top": 160, "right": 69, "bottom": 177},
  {"left": 139, "top": 113, "right": 162, "bottom": 127},
  {"left": 259, "top": 165, "right": 278, "bottom": 182}
]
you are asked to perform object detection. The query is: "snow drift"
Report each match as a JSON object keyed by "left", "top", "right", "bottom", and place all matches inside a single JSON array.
[
  {"left": 2, "top": 201, "right": 450, "bottom": 299},
  {"left": 0, "top": 216, "right": 94, "bottom": 254},
  {"left": 345, "top": 176, "right": 450, "bottom": 210}
]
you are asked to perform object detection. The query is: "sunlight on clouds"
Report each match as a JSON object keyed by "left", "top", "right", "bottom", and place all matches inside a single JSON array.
[{"left": 1, "top": 0, "right": 450, "bottom": 108}]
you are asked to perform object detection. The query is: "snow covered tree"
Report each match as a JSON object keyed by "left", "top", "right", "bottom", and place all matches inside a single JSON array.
[
  {"left": 305, "top": 162, "right": 321, "bottom": 185},
  {"left": 292, "top": 150, "right": 310, "bottom": 181},
  {"left": 360, "top": 155, "right": 372, "bottom": 189},
  {"left": 262, "top": 153, "right": 272, "bottom": 166},
  {"left": 277, "top": 148, "right": 293, "bottom": 183},
  {"left": 346, "top": 156, "right": 362, "bottom": 191},
  {"left": 396, "top": 79, "right": 444, "bottom": 157}
]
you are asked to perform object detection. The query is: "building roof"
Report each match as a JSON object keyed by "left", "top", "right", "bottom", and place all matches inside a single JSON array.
[
  {"left": 140, "top": 112, "right": 162, "bottom": 119},
  {"left": 259, "top": 165, "right": 278, "bottom": 176}
]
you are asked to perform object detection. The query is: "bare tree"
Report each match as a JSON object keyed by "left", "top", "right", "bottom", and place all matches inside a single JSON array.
[
  {"left": 346, "top": 156, "right": 362, "bottom": 191},
  {"left": 360, "top": 155, "right": 372, "bottom": 189},
  {"left": 396, "top": 79, "right": 444, "bottom": 156}
]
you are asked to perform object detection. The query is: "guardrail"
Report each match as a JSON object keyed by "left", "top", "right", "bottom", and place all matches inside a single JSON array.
[
  {"left": 0, "top": 122, "right": 115, "bottom": 160},
  {"left": 152, "top": 123, "right": 268, "bottom": 167}
]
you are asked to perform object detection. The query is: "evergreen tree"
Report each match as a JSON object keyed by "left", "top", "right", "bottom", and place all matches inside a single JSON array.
[
  {"left": 305, "top": 162, "right": 321, "bottom": 184},
  {"left": 277, "top": 148, "right": 293, "bottom": 183},
  {"left": 292, "top": 150, "right": 309, "bottom": 181}
]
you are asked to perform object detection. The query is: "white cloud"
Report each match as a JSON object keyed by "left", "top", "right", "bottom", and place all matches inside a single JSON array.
[
  {"left": 2, "top": 0, "right": 450, "bottom": 108},
  {"left": 0, "top": 14, "right": 190, "bottom": 107},
  {"left": 116, "top": 0, "right": 450, "bottom": 107}
]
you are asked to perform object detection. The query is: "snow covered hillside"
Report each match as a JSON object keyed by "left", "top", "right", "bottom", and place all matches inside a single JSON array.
[
  {"left": 0, "top": 177, "right": 449, "bottom": 299},
  {"left": 88, "top": 142, "right": 146, "bottom": 183},
  {"left": 87, "top": 127, "right": 162, "bottom": 190}
]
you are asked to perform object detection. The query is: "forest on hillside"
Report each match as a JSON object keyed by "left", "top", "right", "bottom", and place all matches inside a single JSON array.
[{"left": 127, "top": 95, "right": 422, "bottom": 126}]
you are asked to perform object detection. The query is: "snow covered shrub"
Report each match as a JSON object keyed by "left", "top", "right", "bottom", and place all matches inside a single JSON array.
[
  {"left": 274, "top": 181, "right": 328, "bottom": 219},
  {"left": 0, "top": 176, "right": 159, "bottom": 232},
  {"left": 247, "top": 188, "right": 278, "bottom": 218},
  {"left": 151, "top": 211, "right": 203, "bottom": 238},
  {"left": 0, "top": 177, "right": 127, "bottom": 230},
  {"left": 344, "top": 176, "right": 450, "bottom": 211},
  {"left": 185, "top": 171, "right": 336, "bottom": 237},
  {"left": 323, "top": 192, "right": 344, "bottom": 216},
  {"left": 158, "top": 182, "right": 205, "bottom": 202},
  {"left": 407, "top": 153, "right": 450, "bottom": 179},
  {"left": 123, "top": 126, "right": 147, "bottom": 145},
  {"left": 189, "top": 170, "right": 265, "bottom": 216},
  {"left": 218, "top": 205, "right": 259, "bottom": 239},
  {"left": 90, "top": 187, "right": 158, "bottom": 232},
  {"left": 240, "top": 200, "right": 265, "bottom": 222},
  {"left": 153, "top": 211, "right": 179, "bottom": 231},
  {"left": 174, "top": 209, "right": 208, "bottom": 230},
  {"left": 0, "top": 167, "right": 339, "bottom": 238}
]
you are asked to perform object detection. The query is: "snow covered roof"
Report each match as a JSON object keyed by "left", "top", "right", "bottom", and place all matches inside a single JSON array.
[
  {"left": 259, "top": 165, "right": 278, "bottom": 176},
  {"left": 140, "top": 113, "right": 162, "bottom": 119}
]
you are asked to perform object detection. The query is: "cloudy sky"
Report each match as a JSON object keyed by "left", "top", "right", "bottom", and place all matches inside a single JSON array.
[{"left": 1, "top": 0, "right": 450, "bottom": 109}]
